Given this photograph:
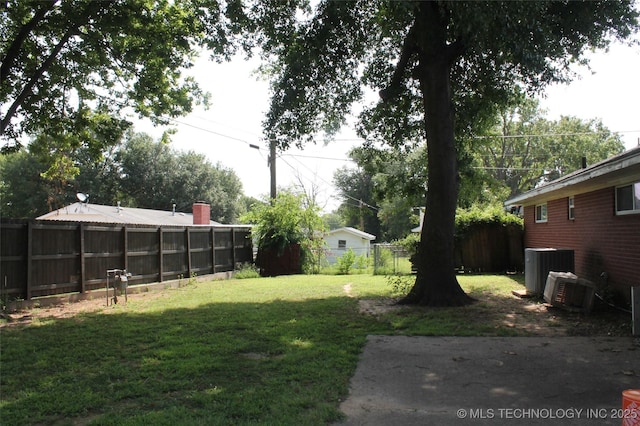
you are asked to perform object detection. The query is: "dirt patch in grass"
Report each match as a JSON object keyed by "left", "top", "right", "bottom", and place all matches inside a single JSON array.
[
  {"left": 2, "top": 284, "right": 632, "bottom": 337},
  {"left": 358, "top": 292, "right": 632, "bottom": 337},
  {"left": 0, "top": 290, "right": 167, "bottom": 328}
]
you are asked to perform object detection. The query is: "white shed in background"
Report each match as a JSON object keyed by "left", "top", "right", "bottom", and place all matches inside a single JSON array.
[{"left": 324, "top": 227, "right": 376, "bottom": 264}]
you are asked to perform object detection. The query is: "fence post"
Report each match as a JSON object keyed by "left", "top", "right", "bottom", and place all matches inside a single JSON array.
[
  {"left": 123, "top": 225, "right": 128, "bottom": 272},
  {"left": 79, "top": 222, "right": 86, "bottom": 293},
  {"left": 231, "top": 228, "right": 237, "bottom": 269},
  {"left": 186, "top": 227, "right": 192, "bottom": 278},
  {"left": 211, "top": 227, "right": 216, "bottom": 274},
  {"left": 158, "top": 227, "right": 163, "bottom": 283},
  {"left": 26, "top": 221, "right": 33, "bottom": 300}
]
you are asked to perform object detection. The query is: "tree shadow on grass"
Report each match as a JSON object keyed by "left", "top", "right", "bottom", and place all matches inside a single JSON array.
[{"left": 1, "top": 297, "right": 383, "bottom": 426}]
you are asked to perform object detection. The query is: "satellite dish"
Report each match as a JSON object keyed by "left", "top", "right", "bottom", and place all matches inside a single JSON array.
[{"left": 76, "top": 193, "right": 88, "bottom": 203}]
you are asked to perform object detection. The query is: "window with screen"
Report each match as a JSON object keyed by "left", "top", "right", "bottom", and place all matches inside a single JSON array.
[
  {"left": 616, "top": 182, "right": 640, "bottom": 215},
  {"left": 535, "top": 203, "right": 548, "bottom": 223},
  {"left": 568, "top": 196, "right": 575, "bottom": 220}
]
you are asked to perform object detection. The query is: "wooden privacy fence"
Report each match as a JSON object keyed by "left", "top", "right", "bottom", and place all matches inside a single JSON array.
[
  {"left": 454, "top": 223, "right": 523, "bottom": 272},
  {"left": 0, "top": 220, "right": 253, "bottom": 300}
]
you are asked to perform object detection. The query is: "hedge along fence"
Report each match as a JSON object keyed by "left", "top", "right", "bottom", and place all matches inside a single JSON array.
[
  {"left": 0, "top": 219, "right": 253, "bottom": 301},
  {"left": 398, "top": 206, "right": 524, "bottom": 273},
  {"left": 454, "top": 206, "right": 524, "bottom": 273}
]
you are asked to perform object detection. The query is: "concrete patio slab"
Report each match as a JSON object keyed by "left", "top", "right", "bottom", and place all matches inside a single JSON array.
[{"left": 336, "top": 336, "right": 639, "bottom": 425}]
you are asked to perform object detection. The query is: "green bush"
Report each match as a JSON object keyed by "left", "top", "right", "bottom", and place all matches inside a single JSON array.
[
  {"left": 336, "top": 249, "right": 356, "bottom": 275},
  {"left": 455, "top": 204, "right": 523, "bottom": 241},
  {"left": 240, "top": 191, "right": 327, "bottom": 275},
  {"left": 234, "top": 263, "right": 260, "bottom": 279},
  {"left": 387, "top": 274, "right": 415, "bottom": 297},
  {"left": 355, "top": 254, "right": 369, "bottom": 270}
]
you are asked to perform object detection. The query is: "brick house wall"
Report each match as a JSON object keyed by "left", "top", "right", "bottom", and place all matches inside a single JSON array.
[{"left": 524, "top": 186, "right": 640, "bottom": 297}]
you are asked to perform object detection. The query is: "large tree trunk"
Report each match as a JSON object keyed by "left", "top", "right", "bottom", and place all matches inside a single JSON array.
[{"left": 400, "top": 3, "right": 473, "bottom": 307}]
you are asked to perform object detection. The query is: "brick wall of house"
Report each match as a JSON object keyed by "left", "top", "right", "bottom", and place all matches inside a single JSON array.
[{"left": 524, "top": 187, "right": 640, "bottom": 298}]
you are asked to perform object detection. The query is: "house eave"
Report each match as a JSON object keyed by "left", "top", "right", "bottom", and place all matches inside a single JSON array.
[{"left": 505, "top": 147, "right": 640, "bottom": 207}]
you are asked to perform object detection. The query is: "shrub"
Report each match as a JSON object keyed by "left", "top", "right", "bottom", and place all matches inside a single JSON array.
[
  {"left": 355, "top": 254, "right": 369, "bottom": 270},
  {"left": 455, "top": 204, "right": 523, "bottom": 241},
  {"left": 387, "top": 273, "right": 415, "bottom": 297},
  {"left": 240, "top": 190, "right": 327, "bottom": 275},
  {"left": 234, "top": 263, "right": 260, "bottom": 279},
  {"left": 336, "top": 248, "right": 356, "bottom": 275}
]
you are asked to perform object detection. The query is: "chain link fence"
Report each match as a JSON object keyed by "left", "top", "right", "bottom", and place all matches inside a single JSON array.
[{"left": 372, "top": 243, "right": 413, "bottom": 275}]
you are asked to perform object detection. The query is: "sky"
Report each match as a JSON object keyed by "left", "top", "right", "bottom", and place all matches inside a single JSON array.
[{"left": 135, "top": 39, "right": 640, "bottom": 213}]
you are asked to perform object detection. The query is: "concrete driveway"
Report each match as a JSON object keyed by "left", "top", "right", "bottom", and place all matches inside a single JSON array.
[{"left": 336, "top": 336, "right": 639, "bottom": 425}]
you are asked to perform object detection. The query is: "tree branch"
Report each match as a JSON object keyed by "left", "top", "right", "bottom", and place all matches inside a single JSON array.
[
  {"left": 1, "top": 24, "right": 79, "bottom": 136},
  {"left": 1, "top": 0, "right": 58, "bottom": 84},
  {"left": 379, "top": 25, "right": 417, "bottom": 102}
]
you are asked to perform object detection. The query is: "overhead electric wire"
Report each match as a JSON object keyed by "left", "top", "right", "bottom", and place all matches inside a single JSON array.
[
  {"left": 473, "top": 129, "right": 640, "bottom": 139},
  {"left": 166, "top": 117, "right": 256, "bottom": 146},
  {"left": 278, "top": 152, "right": 379, "bottom": 211},
  {"left": 280, "top": 153, "right": 354, "bottom": 162}
]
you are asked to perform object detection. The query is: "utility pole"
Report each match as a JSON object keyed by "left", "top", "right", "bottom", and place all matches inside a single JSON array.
[{"left": 269, "top": 138, "right": 277, "bottom": 201}]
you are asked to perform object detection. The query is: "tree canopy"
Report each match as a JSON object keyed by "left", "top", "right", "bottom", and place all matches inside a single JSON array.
[
  {"left": 0, "top": 131, "right": 246, "bottom": 222},
  {"left": 0, "top": 0, "right": 226, "bottom": 146},
  {"left": 473, "top": 97, "right": 625, "bottom": 198}
]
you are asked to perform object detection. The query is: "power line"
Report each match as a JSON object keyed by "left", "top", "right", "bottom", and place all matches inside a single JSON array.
[
  {"left": 473, "top": 166, "right": 542, "bottom": 171},
  {"left": 473, "top": 129, "right": 640, "bottom": 139},
  {"left": 166, "top": 117, "right": 256, "bottom": 146},
  {"left": 187, "top": 114, "right": 263, "bottom": 139},
  {"left": 280, "top": 153, "right": 354, "bottom": 162},
  {"left": 278, "top": 153, "right": 379, "bottom": 211}
]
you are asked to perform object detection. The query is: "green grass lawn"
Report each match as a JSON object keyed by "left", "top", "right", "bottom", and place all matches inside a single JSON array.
[{"left": 0, "top": 274, "right": 557, "bottom": 425}]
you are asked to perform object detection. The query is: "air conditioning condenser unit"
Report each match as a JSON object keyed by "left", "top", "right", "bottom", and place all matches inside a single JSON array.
[{"left": 525, "top": 248, "right": 575, "bottom": 295}]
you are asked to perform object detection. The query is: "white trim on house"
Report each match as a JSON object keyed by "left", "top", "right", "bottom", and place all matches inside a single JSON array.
[{"left": 328, "top": 227, "right": 376, "bottom": 241}]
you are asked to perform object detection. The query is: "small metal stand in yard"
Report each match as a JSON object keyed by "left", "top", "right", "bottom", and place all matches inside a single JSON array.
[{"left": 106, "top": 269, "right": 131, "bottom": 306}]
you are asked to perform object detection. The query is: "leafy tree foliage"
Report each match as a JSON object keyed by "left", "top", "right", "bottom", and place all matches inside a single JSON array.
[
  {"left": 249, "top": 1, "right": 638, "bottom": 306},
  {"left": 333, "top": 146, "right": 422, "bottom": 241},
  {"left": 0, "top": 131, "right": 246, "bottom": 222},
  {"left": 321, "top": 211, "right": 345, "bottom": 231},
  {"left": 473, "top": 97, "right": 625, "bottom": 198},
  {"left": 333, "top": 165, "right": 381, "bottom": 238},
  {"left": 241, "top": 189, "right": 327, "bottom": 273},
  {"left": 117, "top": 132, "right": 244, "bottom": 223},
  {"left": 29, "top": 107, "right": 131, "bottom": 210},
  {"left": 0, "top": 0, "right": 218, "bottom": 145},
  {"left": 0, "top": 111, "right": 129, "bottom": 217},
  {"left": 0, "top": 149, "right": 49, "bottom": 218}
]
